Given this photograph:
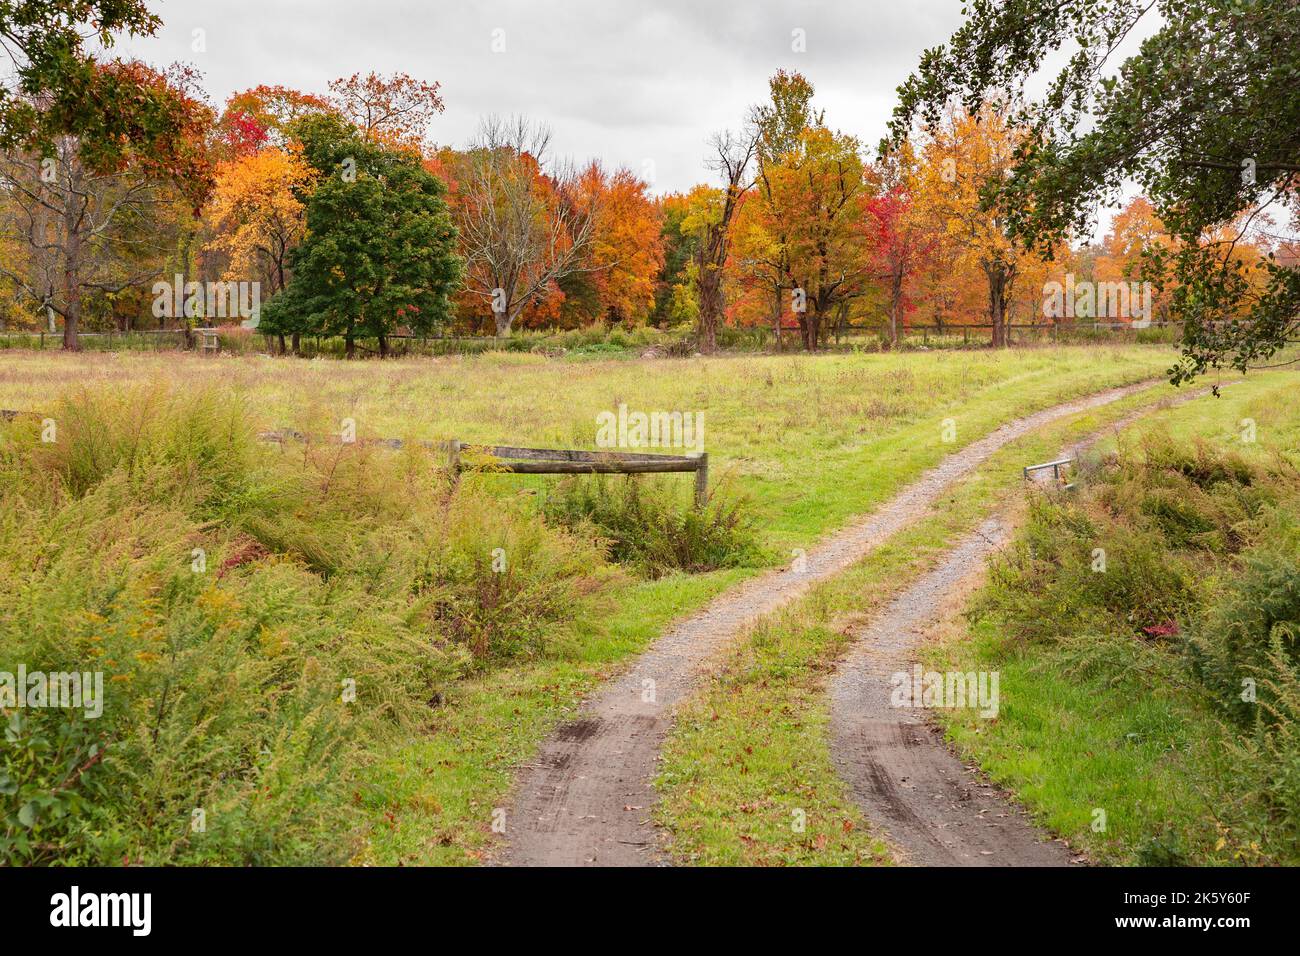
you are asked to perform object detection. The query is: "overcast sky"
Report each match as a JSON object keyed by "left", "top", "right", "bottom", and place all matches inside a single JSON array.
[
  {"left": 110, "top": 1, "right": 1152, "bottom": 235},
  {"left": 107, "top": 2, "right": 984, "bottom": 188}
]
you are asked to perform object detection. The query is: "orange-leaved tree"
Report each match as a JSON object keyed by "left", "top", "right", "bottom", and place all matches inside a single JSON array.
[
  {"left": 744, "top": 71, "right": 876, "bottom": 350},
  {"left": 574, "top": 162, "right": 664, "bottom": 325},
  {"left": 205, "top": 144, "right": 318, "bottom": 348},
  {"left": 914, "top": 105, "right": 1028, "bottom": 346},
  {"left": 328, "top": 72, "right": 444, "bottom": 150}
]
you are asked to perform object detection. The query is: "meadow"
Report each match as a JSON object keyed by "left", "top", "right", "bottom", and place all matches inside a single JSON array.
[
  {"left": 0, "top": 344, "right": 1198, "bottom": 863},
  {"left": 0, "top": 345, "right": 1175, "bottom": 550},
  {"left": 655, "top": 368, "right": 1300, "bottom": 866}
]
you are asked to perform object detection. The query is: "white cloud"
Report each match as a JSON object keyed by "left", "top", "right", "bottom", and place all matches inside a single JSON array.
[{"left": 108, "top": 0, "right": 964, "bottom": 193}]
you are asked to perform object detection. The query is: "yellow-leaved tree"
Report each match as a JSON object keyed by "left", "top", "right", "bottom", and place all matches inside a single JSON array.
[
  {"left": 914, "top": 106, "right": 1031, "bottom": 346},
  {"left": 206, "top": 144, "right": 318, "bottom": 305}
]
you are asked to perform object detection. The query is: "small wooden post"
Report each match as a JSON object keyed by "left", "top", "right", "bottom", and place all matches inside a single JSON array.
[
  {"left": 448, "top": 439, "right": 462, "bottom": 488},
  {"left": 693, "top": 452, "right": 709, "bottom": 509}
]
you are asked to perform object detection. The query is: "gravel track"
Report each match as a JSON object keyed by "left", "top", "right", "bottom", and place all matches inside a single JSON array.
[
  {"left": 827, "top": 384, "right": 1216, "bottom": 866},
  {"left": 498, "top": 380, "right": 1164, "bottom": 867}
]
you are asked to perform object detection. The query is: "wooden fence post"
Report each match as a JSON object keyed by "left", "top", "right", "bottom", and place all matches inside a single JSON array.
[
  {"left": 448, "top": 439, "right": 462, "bottom": 488},
  {"left": 693, "top": 453, "right": 709, "bottom": 509}
]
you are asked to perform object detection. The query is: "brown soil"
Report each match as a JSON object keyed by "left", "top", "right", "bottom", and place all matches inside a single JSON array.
[
  {"left": 497, "top": 380, "right": 1167, "bottom": 867},
  {"left": 827, "top": 385, "right": 1217, "bottom": 866}
]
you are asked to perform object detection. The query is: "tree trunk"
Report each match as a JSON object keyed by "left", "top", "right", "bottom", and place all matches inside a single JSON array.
[
  {"left": 696, "top": 267, "right": 723, "bottom": 354},
  {"left": 493, "top": 295, "right": 515, "bottom": 336},
  {"left": 772, "top": 286, "right": 782, "bottom": 352},
  {"left": 345, "top": 333, "right": 356, "bottom": 359},
  {"left": 890, "top": 271, "right": 904, "bottom": 346},
  {"left": 277, "top": 333, "right": 287, "bottom": 354},
  {"left": 986, "top": 263, "right": 1009, "bottom": 348},
  {"left": 291, "top": 332, "right": 300, "bottom": 355},
  {"left": 798, "top": 312, "right": 823, "bottom": 352},
  {"left": 61, "top": 229, "right": 81, "bottom": 351},
  {"left": 378, "top": 334, "right": 389, "bottom": 358}
]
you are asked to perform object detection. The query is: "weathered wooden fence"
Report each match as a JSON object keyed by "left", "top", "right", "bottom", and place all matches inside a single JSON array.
[
  {"left": 260, "top": 430, "right": 711, "bottom": 507},
  {"left": 2, "top": 407, "right": 713, "bottom": 507},
  {"left": 1023, "top": 456, "right": 1076, "bottom": 490}
]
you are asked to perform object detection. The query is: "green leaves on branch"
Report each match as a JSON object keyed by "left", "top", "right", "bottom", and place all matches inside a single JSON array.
[{"left": 890, "top": 0, "right": 1300, "bottom": 382}]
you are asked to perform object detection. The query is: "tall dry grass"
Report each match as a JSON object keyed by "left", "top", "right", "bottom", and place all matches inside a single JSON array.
[{"left": 0, "top": 384, "right": 612, "bottom": 864}]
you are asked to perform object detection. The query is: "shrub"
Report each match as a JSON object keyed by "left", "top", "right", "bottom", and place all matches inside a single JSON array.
[
  {"left": 982, "top": 434, "right": 1290, "bottom": 653},
  {"left": 415, "top": 488, "right": 615, "bottom": 664},
  {"left": 542, "top": 474, "right": 760, "bottom": 577},
  {"left": 973, "top": 429, "right": 1300, "bottom": 862},
  {"left": 0, "top": 384, "right": 610, "bottom": 864},
  {"left": 1218, "top": 647, "right": 1300, "bottom": 860},
  {"left": 1187, "top": 506, "right": 1300, "bottom": 725}
]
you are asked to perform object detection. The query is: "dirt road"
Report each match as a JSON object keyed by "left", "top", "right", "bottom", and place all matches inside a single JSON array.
[
  {"left": 498, "top": 380, "right": 1164, "bottom": 866},
  {"left": 827, "top": 517, "right": 1073, "bottom": 865},
  {"left": 827, "top": 386, "right": 1217, "bottom": 866}
]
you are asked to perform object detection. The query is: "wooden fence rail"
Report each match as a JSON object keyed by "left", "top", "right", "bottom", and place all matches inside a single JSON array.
[
  {"left": 265, "top": 430, "right": 713, "bottom": 506},
  {"left": 2, "top": 409, "right": 713, "bottom": 507},
  {"left": 3, "top": 404, "right": 713, "bottom": 507}
]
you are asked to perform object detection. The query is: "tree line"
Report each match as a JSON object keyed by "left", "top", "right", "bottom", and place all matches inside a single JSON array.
[{"left": 0, "top": 1, "right": 1294, "bottom": 375}]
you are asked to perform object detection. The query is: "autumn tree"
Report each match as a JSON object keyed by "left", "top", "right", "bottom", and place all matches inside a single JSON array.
[
  {"left": 911, "top": 229, "right": 965, "bottom": 331},
  {"left": 451, "top": 116, "right": 599, "bottom": 336},
  {"left": 913, "top": 107, "right": 1027, "bottom": 347},
  {"left": 690, "top": 130, "right": 756, "bottom": 353},
  {"left": 0, "top": 1, "right": 176, "bottom": 168},
  {"left": 1094, "top": 197, "right": 1178, "bottom": 324},
  {"left": 260, "top": 129, "right": 461, "bottom": 358},
  {"left": 205, "top": 144, "right": 318, "bottom": 350},
  {"left": 574, "top": 162, "right": 664, "bottom": 324},
  {"left": 216, "top": 85, "right": 334, "bottom": 158},
  {"left": 728, "top": 189, "right": 787, "bottom": 341},
  {"left": 328, "top": 72, "right": 444, "bottom": 149},
  {"left": 1088, "top": 198, "right": 1270, "bottom": 329},
  {"left": 866, "top": 144, "right": 939, "bottom": 343},
  {"left": 0, "top": 61, "right": 213, "bottom": 349},
  {"left": 738, "top": 70, "right": 817, "bottom": 343},
  {"left": 743, "top": 73, "right": 876, "bottom": 351}
]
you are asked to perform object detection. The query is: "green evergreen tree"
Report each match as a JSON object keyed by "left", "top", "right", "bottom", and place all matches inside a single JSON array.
[{"left": 262, "top": 128, "right": 462, "bottom": 357}]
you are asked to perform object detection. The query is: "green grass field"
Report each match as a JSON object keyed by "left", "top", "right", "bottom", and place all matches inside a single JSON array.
[
  {"left": 927, "top": 372, "right": 1300, "bottom": 865},
  {"left": 0, "top": 346, "right": 1173, "bottom": 553},
  {"left": 1, "top": 344, "right": 1229, "bottom": 864}
]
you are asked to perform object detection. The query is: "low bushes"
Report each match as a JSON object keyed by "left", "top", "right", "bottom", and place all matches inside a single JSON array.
[
  {"left": 0, "top": 384, "right": 609, "bottom": 864},
  {"left": 542, "top": 474, "right": 761, "bottom": 577},
  {"left": 975, "top": 431, "right": 1300, "bottom": 861}
]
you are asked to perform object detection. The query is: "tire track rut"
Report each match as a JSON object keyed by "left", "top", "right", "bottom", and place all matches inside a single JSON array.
[
  {"left": 499, "top": 380, "right": 1163, "bottom": 866},
  {"left": 828, "top": 385, "right": 1216, "bottom": 866}
]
